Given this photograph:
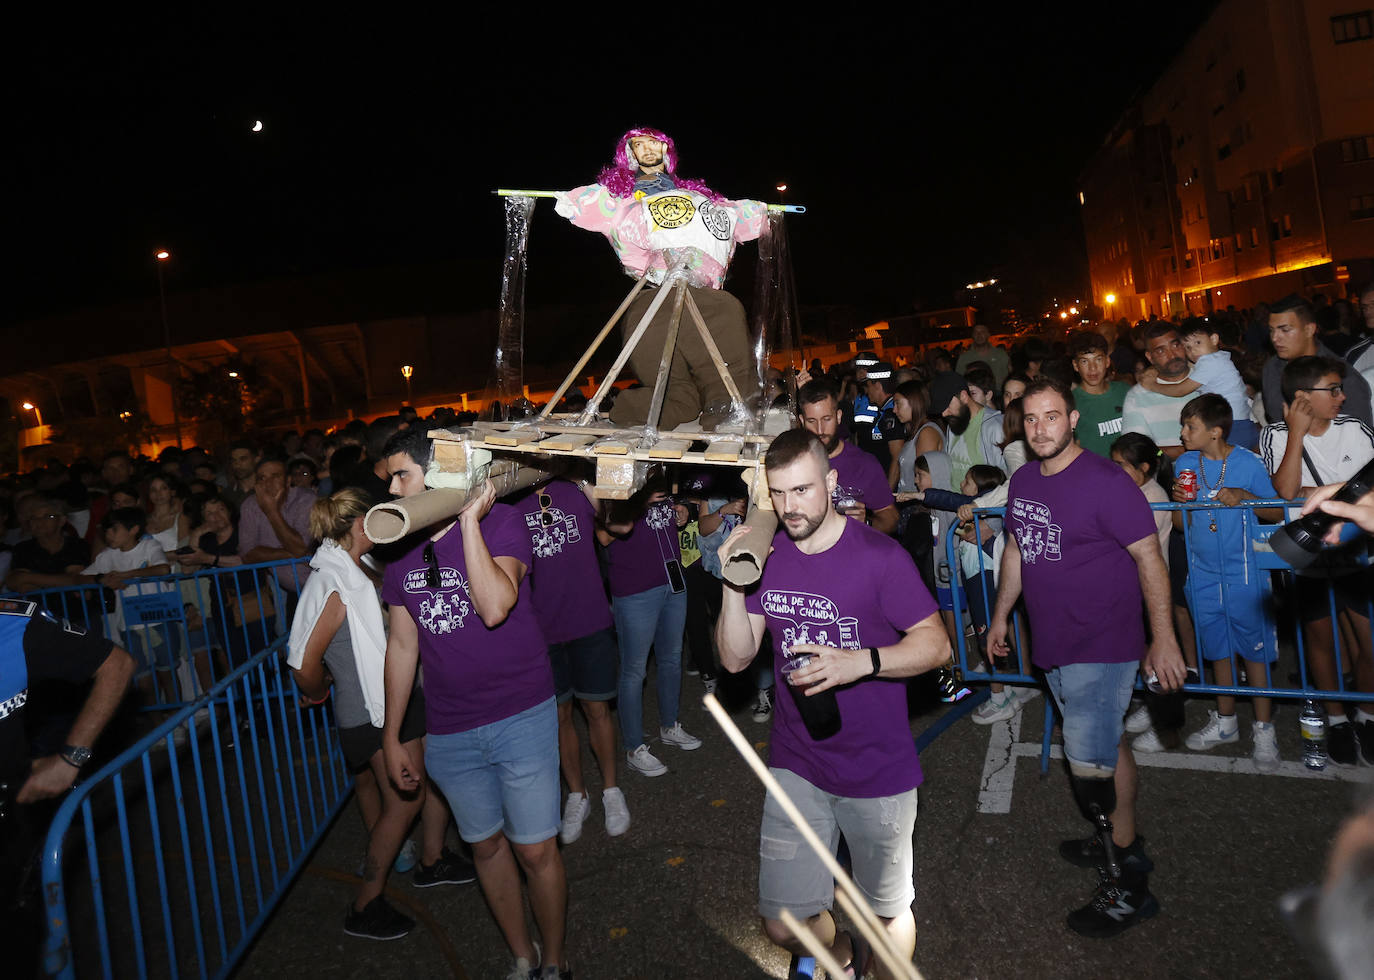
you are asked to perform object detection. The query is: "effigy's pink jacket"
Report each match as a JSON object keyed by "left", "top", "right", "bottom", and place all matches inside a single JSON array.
[{"left": 555, "top": 183, "right": 768, "bottom": 289}]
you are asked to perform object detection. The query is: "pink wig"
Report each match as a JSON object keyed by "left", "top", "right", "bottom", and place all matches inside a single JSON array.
[{"left": 597, "top": 126, "right": 722, "bottom": 202}]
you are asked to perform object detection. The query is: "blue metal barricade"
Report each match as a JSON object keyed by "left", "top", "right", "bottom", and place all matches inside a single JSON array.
[
  {"left": 7, "top": 558, "right": 310, "bottom": 713},
  {"left": 39, "top": 632, "right": 354, "bottom": 979},
  {"left": 946, "top": 499, "right": 1374, "bottom": 769}
]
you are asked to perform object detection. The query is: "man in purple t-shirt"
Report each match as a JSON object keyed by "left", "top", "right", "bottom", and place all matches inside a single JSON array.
[
  {"left": 518, "top": 477, "right": 630, "bottom": 844},
  {"left": 798, "top": 380, "right": 899, "bottom": 535},
  {"left": 988, "top": 377, "right": 1185, "bottom": 940},
  {"left": 717, "top": 429, "right": 950, "bottom": 977},
  {"left": 378, "top": 430, "right": 568, "bottom": 979}
]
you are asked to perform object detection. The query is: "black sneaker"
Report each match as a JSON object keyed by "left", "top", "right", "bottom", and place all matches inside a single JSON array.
[
  {"left": 1058, "top": 834, "right": 1154, "bottom": 874},
  {"left": 1066, "top": 873, "right": 1159, "bottom": 938},
  {"left": 1356, "top": 719, "right": 1374, "bottom": 766},
  {"left": 936, "top": 667, "right": 972, "bottom": 703},
  {"left": 411, "top": 847, "right": 477, "bottom": 887},
  {"left": 343, "top": 895, "right": 414, "bottom": 940},
  {"left": 1328, "top": 722, "right": 1359, "bottom": 767}
]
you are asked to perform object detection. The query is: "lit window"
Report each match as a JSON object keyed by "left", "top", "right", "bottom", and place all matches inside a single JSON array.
[{"left": 1331, "top": 10, "right": 1373, "bottom": 43}]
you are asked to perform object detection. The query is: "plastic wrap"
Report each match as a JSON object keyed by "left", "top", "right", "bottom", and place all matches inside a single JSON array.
[
  {"left": 749, "top": 210, "right": 802, "bottom": 433},
  {"left": 490, "top": 195, "right": 537, "bottom": 421}
]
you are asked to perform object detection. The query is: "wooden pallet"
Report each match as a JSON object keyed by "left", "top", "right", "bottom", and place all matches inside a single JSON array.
[{"left": 430, "top": 416, "right": 776, "bottom": 500}]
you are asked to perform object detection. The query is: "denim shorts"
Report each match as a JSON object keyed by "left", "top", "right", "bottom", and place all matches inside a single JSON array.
[
  {"left": 548, "top": 626, "right": 618, "bottom": 703},
  {"left": 758, "top": 768, "right": 918, "bottom": 921},
  {"left": 1045, "top": 661, "right": 1138, "bottom": 776},
  {"left": 424, "top": 696, "right": 560, "bottom": 846}
]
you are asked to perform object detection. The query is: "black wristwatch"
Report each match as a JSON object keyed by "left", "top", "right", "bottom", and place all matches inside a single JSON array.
[
  {"left": 868, "top": 647, "right": 882, "bottom": 677},
  {"left": 60, "top": 744, "right": 92, "bottom": 769}
]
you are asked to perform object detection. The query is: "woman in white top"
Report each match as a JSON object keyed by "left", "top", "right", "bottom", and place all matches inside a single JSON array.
[
  {"left": 144, "top": 475, "right": 188, "bottom": 558},
  {"left": 891, "top": 380, "right": 946, "bottom": 492}
]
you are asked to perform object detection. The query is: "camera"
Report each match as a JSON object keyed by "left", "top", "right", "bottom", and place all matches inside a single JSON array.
[{"left": 1269, "top": 458, "right": 1374, "bottom": 570}]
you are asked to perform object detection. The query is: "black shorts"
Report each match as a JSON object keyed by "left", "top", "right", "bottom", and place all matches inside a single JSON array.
[
  {"left": 1291, "top": 568, "right": 1374, "bottom": 624},
  {"left": 338, "top": 686, "right": 427, "bottom": 773}
]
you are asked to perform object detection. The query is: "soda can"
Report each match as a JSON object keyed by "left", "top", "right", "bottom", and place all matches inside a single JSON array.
[{"left": 1177, "top": 469, "right": 1198, "bottom": 501}]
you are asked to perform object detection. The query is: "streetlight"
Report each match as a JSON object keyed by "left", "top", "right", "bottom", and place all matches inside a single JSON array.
[
  {"left": 154, "top": 248, "right": 184, "bottom": 448},
  {"left": 21, "top": 401, "right": 43, "bottom": 427},
  {"left": 401, "top": 364, "right": 414, "bottom": 405}
]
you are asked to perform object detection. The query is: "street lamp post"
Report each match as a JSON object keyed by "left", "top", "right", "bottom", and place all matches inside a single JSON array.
[
  {"left": 401, "top": 365, "right": 414, "bottom": 406},
  {"left": 19, "top": 401, "right": 42, "bottom": 474},
  {"left": 155, "top": 249, "right": 184, "bottom": 449}
]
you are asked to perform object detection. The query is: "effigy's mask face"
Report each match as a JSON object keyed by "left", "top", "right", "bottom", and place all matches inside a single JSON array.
[{"left": 630, "top": 137, "right": 666, "bottom": 168}]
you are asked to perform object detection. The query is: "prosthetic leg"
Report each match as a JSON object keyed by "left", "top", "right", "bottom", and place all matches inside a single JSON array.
[{"left": 1070, "top": 775, "right": 1121, "bottom": 880}]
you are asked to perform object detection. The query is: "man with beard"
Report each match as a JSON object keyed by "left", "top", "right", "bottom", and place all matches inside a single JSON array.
[
  {"left": 1121, "top": 325, "right": 1193, "bottom": 458},
  {"left": 988, "top": 377, "right": 1185, "bottom": 938},
  {"left": 797, "top": 381, "right": 898, "bottom": 534},
  {"left": 928, "top": 370, "right": 1005, "bottom": 489},
  {"left": 716, "top": 428, "right": 949, "bottom": 979}
]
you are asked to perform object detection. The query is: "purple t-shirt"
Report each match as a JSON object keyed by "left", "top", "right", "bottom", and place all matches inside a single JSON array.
[
  {"left": 1004, "top": 450, "right": 1157, "bottom": 669},
  {"left": 380, "top": 503, "right": 552, "bottom": 734},
  {"left": 517, "top": 480, "right": 613, "bottom": 644},
  {"left": 604, "top": 498, "right": 681, "bottom": 598},
  {"left": 745, "top": 520, "right": 937, "bottom": 798},
  {"left": 831, "top": 442, "right": 896, "bottom": 513}
]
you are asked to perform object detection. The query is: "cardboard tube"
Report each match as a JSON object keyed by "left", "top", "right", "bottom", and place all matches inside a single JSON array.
[
  {"left": 364, "top": 458, "right": 559, "bottom": 544},
  {"left": 720, "top": 504, "right": 778, "bottom": 587}
]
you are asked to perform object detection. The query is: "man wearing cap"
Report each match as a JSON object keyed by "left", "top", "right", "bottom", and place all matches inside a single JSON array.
[
  {"left": 797, "top": 380, "right": 899, "bottom": 535},
  {"left": 848, "top": 354, "right": 881, "bottom": 437},
  {"left": 929, "top": 371, "right": 1005, "bottom": 490},
  {"left": 956, "top": 324, "right": 1010, "bottom": 387},
  {"left": 858, "top": 362, "right": 903, "bottom": 473},
  {"left": 1069, "top": 332, "right": 1130, "bottom": 457}
]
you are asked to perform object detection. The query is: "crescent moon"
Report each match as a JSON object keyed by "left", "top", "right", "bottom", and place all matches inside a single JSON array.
[{"left": 252, "top": 120, "right": 263, "bottom": 132}]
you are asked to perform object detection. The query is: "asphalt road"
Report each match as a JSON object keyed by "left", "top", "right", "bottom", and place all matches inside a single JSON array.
[{"left": 234, "top": 669, "right": 1371, "bottom": 979}]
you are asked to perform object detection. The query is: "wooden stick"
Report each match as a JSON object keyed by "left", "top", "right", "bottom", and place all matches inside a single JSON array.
[
  {"left": 778, "top": 909, "right": 847, "bottom": 980},
  {"left": 539, "top": 274, "right": 649, "bottom": 420},
  {"left": 579, "top": 278, "right": 679, "bottom": 423},
  {"left": 835, "top": 890, "right": 915, "bottom": 980},
  {"left": 701, "top": 694, "right": 921, "bottom": 980},
  {"left": 644, "top": 279, "right": 688, "bottom": 433},
  {"left": 684, "top": 289, "right": 745, "bottom": 407}
]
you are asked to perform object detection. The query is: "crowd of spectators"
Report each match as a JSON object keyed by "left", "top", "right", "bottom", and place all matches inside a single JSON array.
[{"left": 5, "top": 281, "right": 1373, "bottom": 973}]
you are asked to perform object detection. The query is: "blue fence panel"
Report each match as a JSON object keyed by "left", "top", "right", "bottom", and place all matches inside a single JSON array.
[
  {"left": 39, "top": 632, "right": 354, "bottom": 978},
  {"left": 945, "top": 498, "right": 1374, "bottom": 769},
  {"left": 6, "top": 558, "right": 310, "bottom": 714}
]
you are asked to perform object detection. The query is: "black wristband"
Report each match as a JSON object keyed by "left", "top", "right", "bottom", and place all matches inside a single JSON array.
[{"left": 869, "top": 646, "right": 881, "bottom": 677}]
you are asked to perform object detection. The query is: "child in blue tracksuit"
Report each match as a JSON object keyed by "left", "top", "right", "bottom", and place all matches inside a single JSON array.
[{"left": 1171, "top": 394, "right": 1284, "bottom": 769}]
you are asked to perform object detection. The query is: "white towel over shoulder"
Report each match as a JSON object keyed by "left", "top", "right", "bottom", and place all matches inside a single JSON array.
[{"left": 288, "top": 540, "right": 388, "bottom": 728}]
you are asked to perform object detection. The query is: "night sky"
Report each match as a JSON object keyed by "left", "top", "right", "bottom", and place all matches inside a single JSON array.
[{"left": 11, "top": 7, "right": 1216, "bottom": 332}]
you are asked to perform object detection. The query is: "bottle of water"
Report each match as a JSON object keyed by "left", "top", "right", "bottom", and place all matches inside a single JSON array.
[{"left": 1300, "top": 699, "right": 1327, "bottom": 771}]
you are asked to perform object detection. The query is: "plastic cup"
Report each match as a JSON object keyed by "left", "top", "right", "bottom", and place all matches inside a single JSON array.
[{"left": 780, "top": 655, "right": 842, "bottom": 741}]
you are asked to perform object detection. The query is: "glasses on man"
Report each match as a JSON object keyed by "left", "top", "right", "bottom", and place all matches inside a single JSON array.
[
  {"left": 423, "top": 541, "right": 440, "bottom": 589},
  {"left": 1300, "top": 384, "right": 1344, "bottom": 396}
]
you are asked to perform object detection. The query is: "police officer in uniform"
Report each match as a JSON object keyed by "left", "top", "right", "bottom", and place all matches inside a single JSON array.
[
  {"left": 1, "top": 597, "right": 134, "bottom": 973},
  {"left": 858, "top": 361, "right": 904, "bottom": 472}
]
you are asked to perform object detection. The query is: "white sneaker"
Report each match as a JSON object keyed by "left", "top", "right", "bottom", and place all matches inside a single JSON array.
[
  {"left": 1124, "top": 702, "right": 1152, "bottom": 735},
  {"left": 752, "top": 687, "right": 774, "bottom": 723},
  {"left": 603, "top": 787, "right": 630, "bottom": 836},
  {"left": 972, "top": 690, "right": 1018, "bottom": 725},
  {"left": 1011, "top": 684, "right": 1041, "bottom": 704},
  {"left": 506, "top": 942, "right": 541, "bottom": 980},
  {"left": 1185, "top": 710, "right": 1240, "bottom": 751},
  {"left": 659, "top": 723, "right": 702, "bottom": 750},
  {"left": 1131, "top": 727, "right": 1167, "bottom": 753},
  {"left": 1251, "top": 721, "right": 1280, "bottom": 773},
  {"left": 559, "top": 791, "right": 592, "bottom": 845},
  {"left": 626, "top": 744, "right": 668, "bottom": 777}
]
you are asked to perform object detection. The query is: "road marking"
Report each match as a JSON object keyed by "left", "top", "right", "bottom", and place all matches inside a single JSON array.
[
  {"left": 977, "top": 727, "right": 1370, "bottom": 812},
  {"left": 976, "top": 712, "right": 1022, "bottom": 814}
]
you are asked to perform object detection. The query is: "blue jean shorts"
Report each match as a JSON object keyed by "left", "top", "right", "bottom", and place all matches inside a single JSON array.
[
  {"left": 1045, "top": 661, "right": 1138, "bottom": 776},
  {"left": 424, "top": 696, "right": 560, "bottom": 846},
  {"left": 549, "top": 626, "right": 618, "bottom": 703}
]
